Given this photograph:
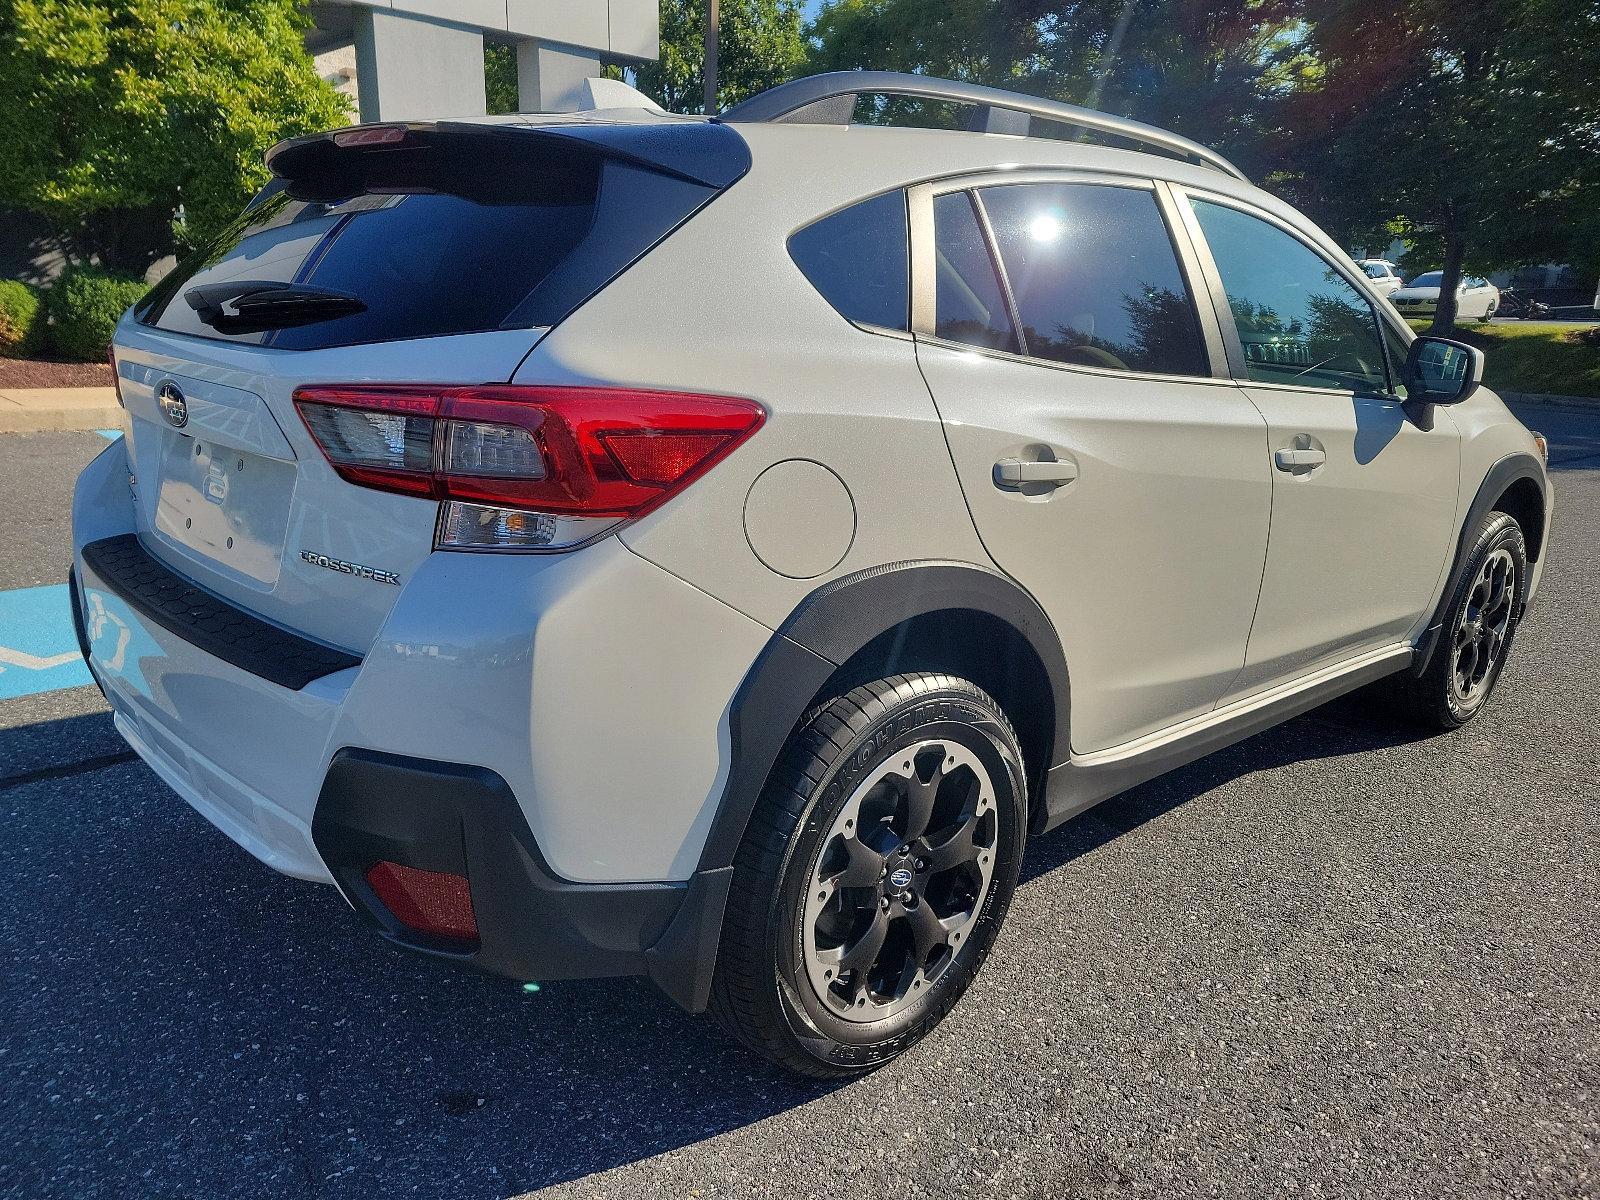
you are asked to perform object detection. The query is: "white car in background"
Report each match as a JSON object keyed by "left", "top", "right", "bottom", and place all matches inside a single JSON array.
[
  {"left": 1390, "top": 272, "right": 1501, "bottom": 322},
  {"left": 1357, "top": 259, "right": 1404, "bottom": 296}
]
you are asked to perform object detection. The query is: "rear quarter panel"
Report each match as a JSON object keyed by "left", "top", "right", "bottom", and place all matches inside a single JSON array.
[{"left": 515, "top": 131, "right": 994, "bottom": 630}]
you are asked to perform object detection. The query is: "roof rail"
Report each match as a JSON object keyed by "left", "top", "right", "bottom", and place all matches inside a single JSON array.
[{"left": 719, "top": 71, "right": 1248, "bottom": 182}]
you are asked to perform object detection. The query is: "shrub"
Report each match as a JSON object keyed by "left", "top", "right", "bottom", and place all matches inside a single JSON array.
[
  {"left": 0, "top": 280, "right": 43, "bottom": 357},
  {"left": 47, "top": 268, "right": 148, "bottom": 362}
]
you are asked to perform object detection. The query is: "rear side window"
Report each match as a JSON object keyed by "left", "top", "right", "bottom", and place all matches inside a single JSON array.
[
  {"left": 137, "top": 127, "right": 734, "bottom": 350},
  {"left": 976, "top": 182, "right": 1208, "bottom": 377},
  {"left": 931, "top": 191, "right": 1018, "bottom": 353},
  {"left": 788, "top": 191, "right": 909, "bottom": 331}
]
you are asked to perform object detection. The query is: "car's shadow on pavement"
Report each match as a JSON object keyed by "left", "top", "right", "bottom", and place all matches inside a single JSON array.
[
  {"left": 3, "top": 690, "right": 1422, "bottom": 1198},
  {"left": 1019, "top": 691, "right": 1422, "bottom": 888}
]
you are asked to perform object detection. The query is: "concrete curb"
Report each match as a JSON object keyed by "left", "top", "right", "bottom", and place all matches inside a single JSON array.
[
  {"left": 1500, "top": 390, "right": 1600, "bottom": 411},
  {"left": 0, "top": 387, "right": 123, "bottom": 434}
]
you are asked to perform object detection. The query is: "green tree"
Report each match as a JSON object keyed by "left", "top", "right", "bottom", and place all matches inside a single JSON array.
[
  {"left": 0, "top": 0, "right": 349, "bottom": 272},
  {"left": 1282, "top": 0, "right": 1600, "bottom": 332},
  {"left": 636, "top": 0, "right": 807, "bottom": 114},
  {"left": 486, "top": 43, "right": 520, "bottom": 115}
]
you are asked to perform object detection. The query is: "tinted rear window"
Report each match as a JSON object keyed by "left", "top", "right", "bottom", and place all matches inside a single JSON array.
[
  {"left": 137, "top": 128, "right": 729, "bottom": 350},
  {"left": 788, "top": 191, "right": 909, "bottom": 331},
  {"left": 978, "top": 182, "right": 1208, "bottom": 377}
]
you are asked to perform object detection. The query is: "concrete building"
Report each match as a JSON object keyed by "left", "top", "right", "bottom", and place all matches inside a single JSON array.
[{"left": 304, "top": 1, "right": 661, "bottom": 122}]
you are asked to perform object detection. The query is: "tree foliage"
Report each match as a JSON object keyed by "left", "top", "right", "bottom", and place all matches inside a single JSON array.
[
  {"left": 635, "top": 0, "right": 808, "bottom": 113},
  {"left": 808, "top": 0, "right": 1308, "bottom": 172},
  {"left": 1281, "top": 0, "right": 1600, "bottom": 330},
  {"left": 0, "top": 0, "right": 349, "bottom": 271},
  {"left": 807, "top": 0, "right": 1599, "bottom": 330}
]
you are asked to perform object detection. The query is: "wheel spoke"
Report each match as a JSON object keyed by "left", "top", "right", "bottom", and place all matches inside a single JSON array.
[
  {"left": 827, "top": 835, "right": 887, "bottom": 889},
  {"left": 832, "top": 906, "right": 889, "bottom": 973},
  {"left": 905, "top": 900, "right": 950, "bottom": 965},
  {"left": 915, "top": 818, "right": 979, "bottom": 873},
  {"left": 902, "top": 770, "right": 940, "bottom": 843}
]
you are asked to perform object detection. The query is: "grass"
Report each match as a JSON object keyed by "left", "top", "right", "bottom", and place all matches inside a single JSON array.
[{"left": 1407, "top": 320, "right": 1600, "bottom": 398}]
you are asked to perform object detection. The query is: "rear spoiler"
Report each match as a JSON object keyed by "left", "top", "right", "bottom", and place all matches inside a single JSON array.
[{"left": 266, "top": 119, "right": 751, "bottom": 194}]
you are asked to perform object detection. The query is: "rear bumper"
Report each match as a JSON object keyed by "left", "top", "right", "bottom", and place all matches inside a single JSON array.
[
  {"left": 72, "top": 546, "right": 735, "bottom": 1003},
  {"left": 75, "top": 539, "right": 346, "bottom": 883},
  {"left": 70, "top": 436, "right": 766, "bottom": 1006}
]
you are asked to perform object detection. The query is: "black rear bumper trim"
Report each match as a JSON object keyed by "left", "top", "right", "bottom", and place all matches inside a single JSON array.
[
  {"left": 80, "top": 534, "right": 361, "bottom": 690},
  {"left": 312, "top": 749, "right": 697, "bottom": 991}
]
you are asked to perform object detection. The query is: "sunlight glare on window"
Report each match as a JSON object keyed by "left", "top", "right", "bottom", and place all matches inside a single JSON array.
[{"left": 1028, "top": 213, "right": 1065, "bottom": 243}]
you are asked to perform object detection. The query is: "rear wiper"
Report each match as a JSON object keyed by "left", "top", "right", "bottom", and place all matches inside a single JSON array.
[{"left": 184, "top": 281, "right": 365, "bottom": 333}]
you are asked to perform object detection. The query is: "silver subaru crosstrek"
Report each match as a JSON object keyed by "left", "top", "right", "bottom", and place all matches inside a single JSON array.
[{"left": 73, "top": 72, "right": 1551, "bottom": 1076}]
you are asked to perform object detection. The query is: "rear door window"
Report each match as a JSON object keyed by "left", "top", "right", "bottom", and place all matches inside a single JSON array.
[
  {"left": 931, "top": 191, "right": 1019, "bottom": 353},
  {"left": 788, "top": 191, "right": 909, "bottom": 331},
  {"left": 976, "top": 182, "right": 1209, "bottom": 376},
  {"left": 137, "top": 127, "right": 731, "bottom": 350}
]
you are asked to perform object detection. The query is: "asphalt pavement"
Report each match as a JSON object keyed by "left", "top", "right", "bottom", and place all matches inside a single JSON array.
[{"left": 1, "top": 411, "right": 1597, "bottom": 1199}]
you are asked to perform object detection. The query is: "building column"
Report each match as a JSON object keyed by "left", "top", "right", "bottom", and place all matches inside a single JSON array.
[
  {"left": 516, "top": 41, "right": 604, "bottom": 113},
  {"left": 353, "top": 8, "right": 487, "bottom": 123}
]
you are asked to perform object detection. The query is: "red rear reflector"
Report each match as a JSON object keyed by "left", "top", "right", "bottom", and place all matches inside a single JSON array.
[
  {"left": 293, "top": 385, "right": 765, "bottom": 520},
  {"left": 599, "top": 432, "right": 735, "bottom": 488},
  {"left": 365, "top": 861, "right": 478, "bottom": 941}
]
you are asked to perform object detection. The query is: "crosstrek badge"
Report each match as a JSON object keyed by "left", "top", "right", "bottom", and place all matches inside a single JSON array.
[{"left": 299, "top": 550, "right": 400, "bottom": 586}]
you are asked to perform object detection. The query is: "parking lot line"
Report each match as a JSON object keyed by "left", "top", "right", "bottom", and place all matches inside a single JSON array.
[{"left": 0, "top": 584, "right": 91, "bottom": 700}]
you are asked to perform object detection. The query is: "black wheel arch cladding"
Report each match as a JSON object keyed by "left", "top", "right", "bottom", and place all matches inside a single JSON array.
[
  {"left": 695, "top": 559, "right": 1070, "bottom": 879},
  {"left": 637, "top": 561, "right": 1068, "bottom": 1013},
  {"left": 1412, "top": 452, "right": 1546, "bottom": 677}
]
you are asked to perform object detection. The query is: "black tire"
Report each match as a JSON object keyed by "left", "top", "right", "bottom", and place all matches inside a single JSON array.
[
  {"left": 1392, "top": 510, "right": 1526, "bottom": 730},
  {"left": 709, "top": 673, "right": 1028, "bottom": 1078}
]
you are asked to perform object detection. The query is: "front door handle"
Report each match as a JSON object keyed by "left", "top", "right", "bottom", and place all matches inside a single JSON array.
[
  {"left": 994, "top": 458, "right": 1078, "bottom": 488},
  {"left": 1274, "top": 447, "right": 1327, "bottom": 471}
]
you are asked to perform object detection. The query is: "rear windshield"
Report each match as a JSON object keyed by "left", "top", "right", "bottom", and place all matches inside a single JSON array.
[{"left": 137, "top": 127, "right": 734, "bottom": 350}]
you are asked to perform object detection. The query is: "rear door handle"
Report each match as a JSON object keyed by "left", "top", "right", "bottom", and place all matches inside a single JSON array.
[
  {"left": 993, "top": 458, "right": 1078, "bottom": 488},
  {"left": 1274, "top": 447, "right": 1327, "bottom": 471}
]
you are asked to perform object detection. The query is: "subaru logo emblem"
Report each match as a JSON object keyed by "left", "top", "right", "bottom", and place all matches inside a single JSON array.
[
  {"left": 888, "top": 867, "right": 913, "bottom": 890},
  {"left": 158, "top": 382, "right": 188, "bottom": 428}
]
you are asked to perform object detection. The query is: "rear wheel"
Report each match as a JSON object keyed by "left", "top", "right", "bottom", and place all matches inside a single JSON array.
[
  {"left": 709, "top": 673, "right": 1027, "bottom": 1077},
  {"left": 1393, "top": 511, "right": 1526, "bottom": 729}
]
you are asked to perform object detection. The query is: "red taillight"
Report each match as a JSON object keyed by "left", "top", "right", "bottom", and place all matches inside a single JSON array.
[
  {"left": 365, "top": 861, "right": 477, "bottom": 942},
  {"left": 108, "top": 347, "right": 125, "bottom": 408},
  {"left": 293, "top": 385, "right": 765, "bottom": 523}
]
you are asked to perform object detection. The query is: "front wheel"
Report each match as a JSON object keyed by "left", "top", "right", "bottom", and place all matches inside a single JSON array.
[
  {"left": 1392, "top": 510, "right": 1526, "bottom": 729},
  {"left": 709, "top": 673, "right": 1028, "bottom": 1077}
]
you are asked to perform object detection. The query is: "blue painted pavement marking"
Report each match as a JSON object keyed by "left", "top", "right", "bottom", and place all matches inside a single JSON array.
[
  {"left": 96, "top": 429, "right": 123, "bottom": 440},
  {"left": 0, "top": 585, "right": 92, "bottom": 700}
]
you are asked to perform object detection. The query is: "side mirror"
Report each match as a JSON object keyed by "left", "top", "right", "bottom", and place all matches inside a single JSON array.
[{"left": 1403, "top": 335, "right": 1483, "bottom": 404}]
